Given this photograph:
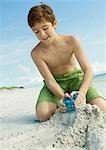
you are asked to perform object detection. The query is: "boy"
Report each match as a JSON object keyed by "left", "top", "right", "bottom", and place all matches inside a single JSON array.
[{"left": 27, "top": 4, "right": 106, "bottom": 121}]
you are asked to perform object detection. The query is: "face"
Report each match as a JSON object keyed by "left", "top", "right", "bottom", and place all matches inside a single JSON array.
[{"left": 32, "top": 21, "right": 56, "bottom": 44}]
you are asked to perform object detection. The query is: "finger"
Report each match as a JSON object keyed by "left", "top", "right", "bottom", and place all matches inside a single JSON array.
[
  {"left": 69, "top": 93, "right": 73, "bottom": 98},
  {"left": 59, "top": 101, "right": 66, "bottom": 108},
  {"left": 59, "top": 100, "right": 66, "bottom": 107},
  {"left": 64, "top": 93, "right": 70, "bottom": 98},
  {"left": 74, "top": 100, "right": 81, "bottom": 106},
  {"left": 75, "top": 97, "right": 86, "bottom": 106},
  {"left": 74, "top": 95, "right": 82, "bottom": 105},
  {"left": 59, "top": 108, "right": 66, "bottom": 113},
  {"left": 59, "top": 100, "right": 66, "bottom": 108},
  {"left": 59, "top": 106, "right": 66, "bottom": 110},
  {"left": 82, "top": 98, "right": 86, "bottom": 104},
  {"left": 70, "top": 91, "right": 78, "bottom": 97},
  {"left": 59, "top": 104, "right": 66, "bottom": 109},
  {"left": 58, "top": 105, "right": 66, "bottom": 112}
]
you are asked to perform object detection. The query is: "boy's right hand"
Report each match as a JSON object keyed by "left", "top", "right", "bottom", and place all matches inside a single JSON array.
[{"left": 59, "top": 93, "right": 70, "bottom": 112}]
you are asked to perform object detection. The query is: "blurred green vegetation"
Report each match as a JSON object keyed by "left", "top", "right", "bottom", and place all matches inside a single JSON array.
[{"left": 0, "top": 86, "right": 24, "bottom": 90}]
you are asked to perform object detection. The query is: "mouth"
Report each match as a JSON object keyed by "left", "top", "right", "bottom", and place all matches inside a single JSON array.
[{"left": 43, "top": 36, "right": 49, "bottom": 41}]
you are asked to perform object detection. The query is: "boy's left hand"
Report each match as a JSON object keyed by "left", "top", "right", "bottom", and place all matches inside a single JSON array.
[{"left": 70, "top": 91, "right": 86, "bottom": 107}]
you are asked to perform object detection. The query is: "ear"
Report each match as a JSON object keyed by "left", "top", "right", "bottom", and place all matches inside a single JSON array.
[{"left": 53, "top": 20, "right": 57, "bottom": 29}]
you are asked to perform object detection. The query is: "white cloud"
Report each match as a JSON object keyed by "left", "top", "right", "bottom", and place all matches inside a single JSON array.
[
  {"left": 18, "top": 75, "right": 42, "bottom": 84},
  {"left": 92, "top": 62, "right": 106, "bottom": 74},
  {"left": 74, "top": 62, "right": 106, "bottom": 75},
  {"left": 18, "top": 64, "right": 43, "bottom": 87},
  {"left": 18, "top": 64, "right": 32, "bottom": 75},
  {"left": 90, "top": 38, "right": 106, "bottom": 45},
  {"left": 0, "top": 69, "right": 43, "bottom": 88},
  {"left": 82, "top": 35, "right": 106, "bottom": 46},
  {"left": 0, "top": 37, "right": 37, "bottom": 66},
  {"left": 17, "top": 73, "right": 43, "bottom": 88}
]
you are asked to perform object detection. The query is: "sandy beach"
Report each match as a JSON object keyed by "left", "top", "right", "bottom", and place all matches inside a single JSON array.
[{"left": 0, "top": 80, "right": 106, "bottom": 150}]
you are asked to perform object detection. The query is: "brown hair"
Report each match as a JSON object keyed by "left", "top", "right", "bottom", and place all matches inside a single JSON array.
[{"left": 27, "top": 4, "right": 56, "bottom": 28}]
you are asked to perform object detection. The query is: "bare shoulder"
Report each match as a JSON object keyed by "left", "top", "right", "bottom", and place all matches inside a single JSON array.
[
  {"left": 31, "top": 42, "right": 44, "bottom": 60},
  {"left": 64, "top": 35, "right": 80, "bottom": 45}
]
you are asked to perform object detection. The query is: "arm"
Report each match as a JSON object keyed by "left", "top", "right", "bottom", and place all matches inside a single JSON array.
[
  {"left": 31, "top": 49, "right": 64, "bottom": 99},
  {"left": 72, "top": 36, "right": 93, "bottom": 96}
]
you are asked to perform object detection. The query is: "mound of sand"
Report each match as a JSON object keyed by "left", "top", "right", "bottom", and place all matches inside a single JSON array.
[
  {"left": 1, "top": 103, "right": 106, "bottom": 150},
  {"left": 49, "top": 104, "right": 106, "bottom": 150}
]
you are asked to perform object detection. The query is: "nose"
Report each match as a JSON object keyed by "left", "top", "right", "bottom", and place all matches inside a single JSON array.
[{"left": 39, "top": 30, "right": 46, "bottom": 39}]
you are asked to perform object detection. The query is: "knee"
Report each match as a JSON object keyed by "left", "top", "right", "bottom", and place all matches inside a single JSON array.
[
  {"left": 36, "top": 109, "right": 53, "bottom": 122},
  {"left": 101, "top": 101, "right": 106, "bottom": 112},
  {"left": 98, "top": 99, "right": 106, "bottom": 112},
  {"left": 91, "top": 98, "right": 106, "bottom": 112}
]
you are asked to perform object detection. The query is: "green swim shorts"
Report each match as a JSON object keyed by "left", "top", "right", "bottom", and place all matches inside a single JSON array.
[{"left": 36, "top": 69, "right": 102, "bottom": 105}]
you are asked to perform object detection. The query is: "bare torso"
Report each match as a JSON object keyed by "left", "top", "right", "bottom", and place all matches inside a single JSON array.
[{"left": 33, "top": 35, "right": 78, "bottom": 75}]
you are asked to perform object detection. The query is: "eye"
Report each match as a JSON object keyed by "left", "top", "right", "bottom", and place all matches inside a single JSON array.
[
  {"left": 35, "top": 30, "right": 39, "bottom": 34},
  {"left": 43, "top": 27, "right": 48, "bottom": 30}
]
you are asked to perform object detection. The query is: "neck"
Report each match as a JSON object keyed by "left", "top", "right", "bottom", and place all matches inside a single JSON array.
[{"left": 51, "top": 33, "right": 60, "bottom": 46}]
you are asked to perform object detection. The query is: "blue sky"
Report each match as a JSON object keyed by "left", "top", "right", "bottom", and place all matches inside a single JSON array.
[{"left": 0, "top": 0, "right": 106, "bottom": 88}]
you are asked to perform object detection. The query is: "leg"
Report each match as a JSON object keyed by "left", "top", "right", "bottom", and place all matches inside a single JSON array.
[
  {"left": 90, "top": 97, "right": 106, "bottom": 112},
  {"left": 84, "top": 83, "right": 106, "bottom": 112},
  {"left": 36, "top": 102, "right": 57, "bottom": 121},
  {"left": 35, "top": 83, "right": 61, "bottom": 121}
]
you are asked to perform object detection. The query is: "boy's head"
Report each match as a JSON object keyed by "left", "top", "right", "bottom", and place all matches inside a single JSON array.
[{"left": 27, "top": 3, "right": 56, "bottom": 28}]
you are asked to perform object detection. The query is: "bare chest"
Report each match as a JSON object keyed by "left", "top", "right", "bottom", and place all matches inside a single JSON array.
[{"left": 43, "top": 48, "right": 73, "bottom": 68}]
